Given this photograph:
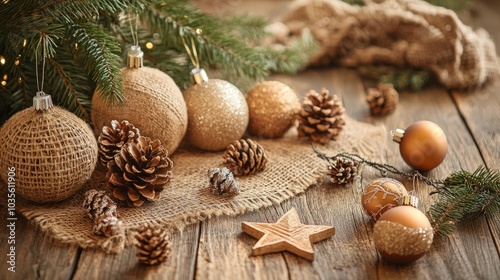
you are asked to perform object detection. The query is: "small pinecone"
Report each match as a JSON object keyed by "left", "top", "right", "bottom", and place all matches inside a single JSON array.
[
  {"left": 83, "top": 190, "right": 123, "bottom": 237},
  {"left": 83, "top": 190, "right": 118, "bottom": 220},
  {"left": 208, "top": 167, "right": 240, "bottom": 196},
  {"left": 98, "top": 120, "right": 140, "bottom": 167},
  {"left": 135, "top": 224, "right": 171, "bottom": 265},
  {"left": 327, "top": 157, "right": 359, "bottom": 185},
  {"left": 366, "top": 83, "right": 399, "bottom": 116},
  {"left": 107, "top": 136, "right": 173, "bottom": 207},
  {"left": 94, "top": 214, "right": 124, "bottom": 237},
  {"left": 223, "top": 139, "right": 267, "bottom": 176},
  {"left": 298, "top": 88, "right": 346, "bottom": 144}
]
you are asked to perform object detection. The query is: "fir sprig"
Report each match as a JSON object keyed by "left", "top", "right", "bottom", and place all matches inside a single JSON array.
[
  {"left": 358, "top": 65, "right": 433, "bottom": 91},
  {"left": 428, "top": 166, "right": 500, "bottom": 236}
]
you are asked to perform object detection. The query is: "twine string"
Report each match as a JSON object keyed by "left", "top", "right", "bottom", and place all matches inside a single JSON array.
[
  {"left": 128, "top": 12, "right": 139, "bottom": 47},
  {"left": 35, "top": 36, "right": 46, "bottom": 93},
  {"left": 181, "top": 31, "right": 200, "bottom": 68}
]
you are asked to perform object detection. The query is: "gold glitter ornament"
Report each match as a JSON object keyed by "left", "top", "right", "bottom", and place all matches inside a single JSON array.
[
  {"left": 392, "top": 120, "right": 447, "bottom": 171},
  {"left": 183, "top": 68, "right": 249, "bottom": 151},
  {"left": 0, "top": 92, "right": 98, "bottom": 203},
  {"left": 92, "top": 46, "right": 188, "bottom": 154},
  {"left": 361, "top": 178, "right": 408, "bottom": 220},
  {"left": 246, "top": 81, "right": 300, "bottom": 138},
  {"left": 374, "top": 206, "right": 434, "bottom": 264}
]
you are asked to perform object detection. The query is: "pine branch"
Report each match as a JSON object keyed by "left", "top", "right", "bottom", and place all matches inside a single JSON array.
[
  {"left": 427, "top": 166, "right": 500, "bottom": 236},
  {"left": 358, "top": 65, "right": 433, "bottom": 91},
  {"left": 45, "top": 54, "right": 92, "bottom": 121},
  {"left": 65, "top": 22, "right": 124, "bottom": 106},
  {"left": 140, "top": 1, "right": 269, "bottom": 80},
  {"left": 259, "top": 32, "right": 319, "bottom": 74}
]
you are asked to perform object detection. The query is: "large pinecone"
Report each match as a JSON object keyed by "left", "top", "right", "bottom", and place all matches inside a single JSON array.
[
  {"left": 208, "top": 167, "right": 240, "bottom": 196},
  {"left": 298, "top": 88, "right": 346, "bottom": 144},
  {"left": 223, "top": 139, "right": 267, "bottom": 176},
  {"left": 83, "top": 190, "right": 124, "bottom": 237},
  {"left": 135, "top": 224, "right": 171, "bottom": 265},
  {"left": 366, "top": 83, "right": 399, "bottom": 116},
  {"left": 107, "top": 136, "right": 173, "bottom": 207},
  {"left": 98, "top": 120, "right": 140, "bottom": 167},
  {"left": 327, "top": 157, "right": 359, "bottom": 185}
]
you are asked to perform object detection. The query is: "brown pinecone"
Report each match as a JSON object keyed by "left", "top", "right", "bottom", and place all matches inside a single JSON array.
[
  {"left": 94, "top": 214, "right": 124, "bottom": 237},
  {"left": 135, "top": 224, "right": 171, "bottom": 265},
  {"left": 107, "top": 136, "right": 173, "bottom": 207},
  {"left": 366, "top": 83, "right": 399, "bottom": 116},
  {"left": 83, "top": 190, "right": 118, "bottom": 220},
  {"left": 327, "top": 157, "right": 359, "bottom": 185},
  {"left": 98, "top": 120, "right": 140, "bottom": 167},
  {"left": 297, "top": 88, "right": 346, "bottom": 144},
  {"left": 83, "top": 190, "right": 124, "bottom": 237},
  {"left": 223, "top": 139, "right": 267, "bottom": 176},
  {"left": 208, "top": 167, "right": 240, "bottom": 196}
]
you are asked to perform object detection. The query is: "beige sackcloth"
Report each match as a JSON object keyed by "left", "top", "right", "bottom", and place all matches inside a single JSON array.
[
  {"left": 0, "top": 117, "right": 385, "bottom": 253},
  {"left": 274, "top": 0, "right": 499, "bottom": 89}
]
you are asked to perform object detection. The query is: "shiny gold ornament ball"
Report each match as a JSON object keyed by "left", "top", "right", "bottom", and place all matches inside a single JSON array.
[
  {"left": 246, "top": 81, "right": 300, "bottom": 138},
  {"left": 393, "top": 120, "right": 447, "bottom": 171},
  {"left": 92, "top": 67, "right": 188, "bottom": 154},
  {"left": 374, "top": 206, "right": 434, "bottom": 264},
  {"left": 361, "top": 178, "right": 408, "bottom": 220},
  {"left": 183, "top": 79, "right": 249, "bottom": 151},
  {"left": 0, "top": 107, "right": 98, "bottom": 203}
]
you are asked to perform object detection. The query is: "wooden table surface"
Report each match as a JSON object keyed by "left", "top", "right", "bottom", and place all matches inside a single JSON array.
[{"left": 2, "top": 1, "right": 500, "bottom": 279}]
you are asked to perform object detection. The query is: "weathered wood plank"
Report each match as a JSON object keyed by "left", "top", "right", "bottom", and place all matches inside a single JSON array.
[
  {"left": 0, "top": 204, "right": 80, "bottom": 280},
  {"left": 72, "top": 223, "right": 200, "bottom": 280},
  {"left": 451, "top": 80, "right": 500, "bottom": 267}
]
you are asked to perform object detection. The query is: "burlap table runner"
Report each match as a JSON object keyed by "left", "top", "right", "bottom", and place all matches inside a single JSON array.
[{"left": 2, "top": 117, "right": 385, "bottom": 253}]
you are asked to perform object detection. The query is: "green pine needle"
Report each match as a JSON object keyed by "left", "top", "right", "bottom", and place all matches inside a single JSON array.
[{"left": 427, "top": 166, "right": 500, "bottom": 236}]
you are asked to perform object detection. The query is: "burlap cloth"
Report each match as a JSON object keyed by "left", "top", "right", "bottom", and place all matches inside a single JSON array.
[
  {"left": 272, "top": 0, "right": 500, "bottom": 89},
  {"left": 1, "top": 116, "right": 385, "bottom": 253}
]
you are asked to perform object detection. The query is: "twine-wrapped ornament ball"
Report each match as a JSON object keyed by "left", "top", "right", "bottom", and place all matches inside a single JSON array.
[
  {"left": 92, "top": 46, "right": 188, "bottom": 154},
  {"left": 0, "top": 92, "right": 98, "bottom": 203},
  {"left": 374, "top": 203, "right": 434, "bottom": 265},
  {"left": 361, "top": 178, "right": 408, "bottom": 220},
  {"left": 392, "top": 120, "right": 447, "bottom": 171},
  {"left": 183, "top": 68, "right": 249, "bottom": 151},
  {"left": 246, "top": 81, "right": 300, "bottom": 138}
]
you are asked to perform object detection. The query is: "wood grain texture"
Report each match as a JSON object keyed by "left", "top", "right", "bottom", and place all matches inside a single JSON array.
[{"left": 242, "top": 208, "right": 335, "bottom": 260}]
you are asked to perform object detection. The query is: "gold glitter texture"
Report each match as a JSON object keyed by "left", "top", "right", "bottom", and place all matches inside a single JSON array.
[
  {"left": 361, "top": 178, "right": 408, "bottom": 220},
  {"left": 374, "top": 220, "right": 434, "bottom": 264},
  {"left": 183, "top": 79, "right": 249, "bottom": 151},
  {"left": 246, "top": 81, "right": 300, "bottom": 138}
]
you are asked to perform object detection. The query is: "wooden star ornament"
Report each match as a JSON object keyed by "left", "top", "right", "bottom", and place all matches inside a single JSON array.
[{"left": 242, "top": 208, "right": 335, "bottom": 260}]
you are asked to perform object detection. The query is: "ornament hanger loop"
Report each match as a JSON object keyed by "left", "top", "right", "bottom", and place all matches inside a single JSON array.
[
  {"left": 180, "top": 31, "right": 200, "bottom": 69},
  {"left": 128, "top": 11, "right": 139, "bottom": 47},
  {"left": 126, "top": 11, "right": 143, "bottom": 68},
  {"left": 33, "top": 35, "right": 53, "bottom": 110},
  {"left": 35, "top": 36, "right": 46, "bottom": 93}
]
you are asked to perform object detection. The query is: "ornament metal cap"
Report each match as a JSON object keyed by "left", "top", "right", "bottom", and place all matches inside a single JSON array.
[
  {"left": 127, "top": 45, "right": 144, "bottom": 68},
  {"left": 398, "top": 195, "right": 419, "bottom": 208},
  {"left": 391, "top": 128, "right": 405, "bottom": 143},
  {"left": 33, "top": 91, "right": 53, "bottom": 111},
  {"left": 190, "top": 68, "right": 209, "bottom": 84}
]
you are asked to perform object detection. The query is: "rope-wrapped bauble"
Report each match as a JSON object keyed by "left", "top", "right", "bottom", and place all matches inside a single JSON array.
[
  {"left": 91, "top": 67, "right": 188, "bottom": 154},
  {"left": 0, "top": 105, "right": 98, "bottom": 203}
]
